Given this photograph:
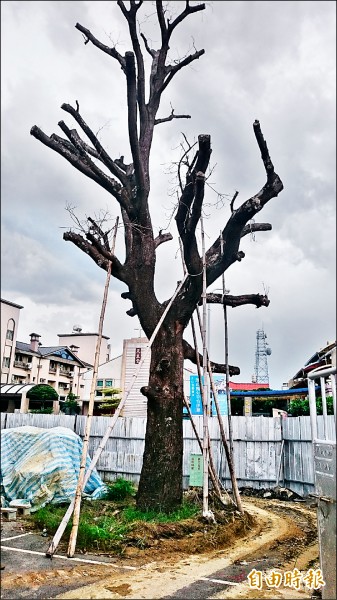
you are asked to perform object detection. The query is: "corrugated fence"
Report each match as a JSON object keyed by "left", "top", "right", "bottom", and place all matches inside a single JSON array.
[{"left": 1, "top": 413, "right": 335, "bottom": 497}]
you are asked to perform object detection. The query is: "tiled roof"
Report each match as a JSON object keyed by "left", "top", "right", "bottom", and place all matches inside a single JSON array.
[
  {"left": 16, "top": 342, "right": 39, "bottom": 356},
  {"left": 15, "top": 342, "right": 87, "bottom": 366}
]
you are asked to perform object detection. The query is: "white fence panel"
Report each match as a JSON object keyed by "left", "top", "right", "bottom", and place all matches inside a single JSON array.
[{"left": 1, "top": 413, "right": 335, "bottom": 496}]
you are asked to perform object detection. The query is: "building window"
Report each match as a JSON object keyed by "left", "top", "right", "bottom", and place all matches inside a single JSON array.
[
  {"left": 6, "top": 318, "right": 15, "bottom": 341},
  {"left": 105, "top": 379, "right": 113, "bottom": 387},
  {"left": 97, "top": 380, "right": 103, "bottom": 387},
  {"left": 2, "top": 357, "right": 10, "bottom": 368}
]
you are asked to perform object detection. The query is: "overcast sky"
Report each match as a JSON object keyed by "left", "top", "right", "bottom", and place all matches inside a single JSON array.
[{"left": 1, "top": 0, "right": 336, "bottom": 389}]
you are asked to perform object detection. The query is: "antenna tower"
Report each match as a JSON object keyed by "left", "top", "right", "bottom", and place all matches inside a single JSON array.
[{"left": 253, "top": 327, "right": 272, "bottom": 384}]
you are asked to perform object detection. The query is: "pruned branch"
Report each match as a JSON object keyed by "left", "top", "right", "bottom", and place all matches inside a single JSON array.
[
  {"left": 204, "top": 293, "right": 270, "bottom": 308},
  {"left": 205, "top": 121, "right": 283, "bottom": 286},
  {"left": 87, "top": 216, "right": 110, "bottom": 251},
  {"left": 125, "top": 51, "right": 144, "bottom": 190},
  {"left": 117, "top": 1, "right": 147, "bottom": 131},
  {"left": 175, "top": 134, "right": 211, "bottom": 278},
  {"left": 30, "top": 125, "right": 124, "bottom": 205},
  {"left": 63, "top": 231, "right": 126, "bottom": 282},
  {"left": 156, "top": 0, "right": 168, "bottom": 41},
  {"left": 140, "top": 32, "right": 156, "bottom": 58},
  {"left": 160, "top": 49, "right": 205, "bottom": 94},
  {"left": 57, "top": 119, "right": 127, "bottom": 206},
  {"left": 167, "top": 2, "right": 206, "bottom": 37},
  {"left": 230, "top": 190, "right": 239, "bottom": 213},
  {"left": 75, "top": 23, "right": 126, "bottom": 73},
  {"left": 254, "top": 119, "right": 275, "bottom": 183},
  {"left": 155, "top": 109, "right": 191, "bottom": 125},
  {"left": 61, "top": 103, "right": 128, "bottom": 187},
  {"left": 241, "top": 222, "right": 272, "bottom": 237},
  {"left": 154, "top": 231, "right": 173, "bottom": 249},
  {"left": 183, "top": 339, "right": 240, "bottom": 376}
]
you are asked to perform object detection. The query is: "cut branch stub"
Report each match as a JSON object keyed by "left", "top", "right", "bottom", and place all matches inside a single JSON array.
[
  {"left": 204, "top": 293, "right": 270, "bottom": 309},
  {"left": 182, "top": 339, "right": 240, "bottom": 376}
]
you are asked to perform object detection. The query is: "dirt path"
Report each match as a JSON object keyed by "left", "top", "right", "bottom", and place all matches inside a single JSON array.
[
  {"left": 1, "top": 498, "right": 319, "bottom": 599},
  {"left": 46, "top": 499, "right": 318, "bottom": 599}
]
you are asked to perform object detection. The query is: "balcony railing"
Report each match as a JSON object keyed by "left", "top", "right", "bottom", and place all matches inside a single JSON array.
[
  {"left": 49, "top": 368, "right": 57, "bottom": 374},
  {"left": 14, "top": 360, "right": 32, "bottom": 370},
  {"left": 59, "top": 370, "right": 74, "bottom": 378}
]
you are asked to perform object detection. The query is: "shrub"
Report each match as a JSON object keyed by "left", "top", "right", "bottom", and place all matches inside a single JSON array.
[
  {"left": 288, "top": 396, "right": 334, "bottom": 417},
  {"left": 105, "top": 478, "right": 136, "bottom": 501},
  {"left": 29, "top": 407, "right": 53, "bottom": 414}
]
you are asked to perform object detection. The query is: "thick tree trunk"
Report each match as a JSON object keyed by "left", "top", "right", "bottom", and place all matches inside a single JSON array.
[{"left": 137, "top": 325, "right": 184, "bottom": 512}]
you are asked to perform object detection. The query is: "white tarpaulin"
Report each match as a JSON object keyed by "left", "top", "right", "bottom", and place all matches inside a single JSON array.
[{"left": 0, "top": 426, "right": 107, "bottom": 511}]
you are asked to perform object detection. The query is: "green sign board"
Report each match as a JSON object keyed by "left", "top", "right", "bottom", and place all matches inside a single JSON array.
[{"left": 189, "top": 453, "right": 203, "bottom": 486}]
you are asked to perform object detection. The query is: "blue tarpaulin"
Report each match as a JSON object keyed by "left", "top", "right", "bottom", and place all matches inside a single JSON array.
[{"left": 0, "top": 426, "right": 107, "bottom": 511}]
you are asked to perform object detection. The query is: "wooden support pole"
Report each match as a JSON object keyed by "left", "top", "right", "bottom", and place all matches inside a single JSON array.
[
  {"left": 183, "top": 398, "right": 232, "bottom": 506},
  {"left": 220, "top": 230, "right": 234, "bottom": 456},
  {"left": 46, "top": 272, "right": 189, "bottom": 558},
  {"left": 195, "top": 307, "right": 243, "bottom": 513},
  {"left": 67, "top": 217, "right": 119, "bottom": 558},
  {"left": 200, "top": 215, "right": 210, "bottom": 518}
]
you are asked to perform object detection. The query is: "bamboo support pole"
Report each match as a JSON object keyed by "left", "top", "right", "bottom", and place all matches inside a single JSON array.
[
  {"left": 195, "top": 308, "right": 243, "bottom": 513},
  {"left": 46, "top": 272, "right": 189, "bottom": 558},
  {"left": 220, "top": 231, "right": 234, "bottom": 456},
  {"left": 67, "top": 218, "right": 119, "bottom": 557},
  {"left": 179, "top": 237, "right": 228, "bottom": 506},
  {"left": 183, "top": 398, "right": 231, "bottom": 506},
  {"left": 200, "top": 216, "right": 210, "bottom": 518},
  {"left": 189, "top": 315, "right": 232, "bottom": 505}
]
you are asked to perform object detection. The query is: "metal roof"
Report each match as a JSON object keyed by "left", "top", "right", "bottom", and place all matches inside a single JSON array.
[
  {"left": 230, "top": 386, "right": 319, "bottom": 397},
  {"left": 0, "top": 383, "right": 37, "bottom": 395}
]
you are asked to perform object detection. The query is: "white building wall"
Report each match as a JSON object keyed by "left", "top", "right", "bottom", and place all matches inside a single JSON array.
[
  {"left": 1, "top": 299, "right": 23, "bottom": 384},
  {"left": 82, "top": 356, "right": 123, "bottom": 402},
  {"left": 57, "top": 333, "right": 110, "bottom": 366}
]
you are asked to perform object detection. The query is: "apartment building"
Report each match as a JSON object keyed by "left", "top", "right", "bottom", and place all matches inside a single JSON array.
[{"left": 1, "top": 298, "right": 23, "bottom": 384}]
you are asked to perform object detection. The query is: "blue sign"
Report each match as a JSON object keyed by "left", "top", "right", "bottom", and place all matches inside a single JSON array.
[
  {"left": 190, "top": 375, "right": 203, "bottom": 415},
  {"left": 189, "top": 375, "right": 228, "bottom": 416}
]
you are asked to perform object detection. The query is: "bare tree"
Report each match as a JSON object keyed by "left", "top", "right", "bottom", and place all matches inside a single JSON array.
[{"left": 31, "top": 1, "right": 283, "bottom": 511}]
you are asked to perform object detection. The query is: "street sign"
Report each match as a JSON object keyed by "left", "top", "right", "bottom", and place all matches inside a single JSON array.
[
  {"left": 189, "top": 453, "right": 203, "bottom": 486},
  {"left": 190, "top": 374, "right": 228, "bottom": 415}
]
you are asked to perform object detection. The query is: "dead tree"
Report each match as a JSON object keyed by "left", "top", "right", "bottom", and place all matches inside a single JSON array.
[{"left": 30, "top": 1, "right": 283, "bottom": 512}]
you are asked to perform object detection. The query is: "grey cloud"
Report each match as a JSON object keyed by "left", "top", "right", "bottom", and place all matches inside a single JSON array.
[{"left": 1, "top": 0, "right": 335, "bottom": 388}]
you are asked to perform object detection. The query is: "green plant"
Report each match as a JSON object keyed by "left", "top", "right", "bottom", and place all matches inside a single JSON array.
[
  {"left": 29, "top": 407, "right": 53, "bottom": 414},
  {"left": 105, "top": 478, "right": 136, "bottom": 501},
  {"left": 98, "top": 388, "right": 122, "bottom": 413},
  {"left": 27, "top": 384, "right": 58, "bottom": 409},
  {"left": 121, "top": 502, "right": 199, "bottom": 523},
  {"left": 60, "top": 393, "right": 81, "bottom": 415},
  {"left": 288, "top": 396, "right": 333, "bottom": 417},
  {"left": 29, "top": 504, "right": 131, "bottom": 552}
]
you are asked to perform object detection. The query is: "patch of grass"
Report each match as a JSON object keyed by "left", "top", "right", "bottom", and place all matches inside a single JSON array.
[
  {"left": 29, "top": 505, "right": 68, "bottom": 531},
  {"left": 29, "top": 502, "right": 132, "bottom": 553},
  {"left": 28, "top": 496, "right": 200, "bottom": 554},
  {"left": 104, "top": 477, "right": 136, "bottom": 501},
  {"left": 121, "top": 502, "right": 200, "bottom": 524}
]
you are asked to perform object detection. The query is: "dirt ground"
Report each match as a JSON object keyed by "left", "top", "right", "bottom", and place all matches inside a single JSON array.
[{"left": 1, "top": 496, "right": 321, "bottom": 599}]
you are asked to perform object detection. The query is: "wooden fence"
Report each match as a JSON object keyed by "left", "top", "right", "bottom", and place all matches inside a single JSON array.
[{"left": 1, "top": 413, "right": 335, "bottom": 497}]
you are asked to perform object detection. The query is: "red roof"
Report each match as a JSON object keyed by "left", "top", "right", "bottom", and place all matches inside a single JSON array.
[{"left": 229, "top": 381, "right": 269, "bottom": 391}]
